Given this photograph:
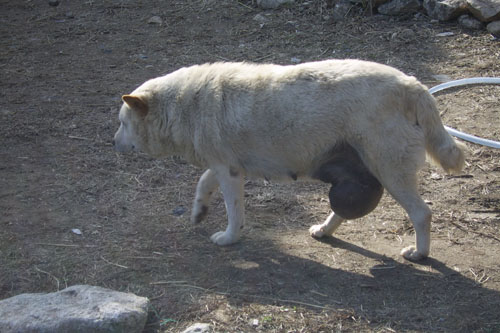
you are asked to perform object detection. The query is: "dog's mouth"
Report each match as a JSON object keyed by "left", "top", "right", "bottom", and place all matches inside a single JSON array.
[{"left": 113, "top": 140, "right": 135, "bottom": 153}]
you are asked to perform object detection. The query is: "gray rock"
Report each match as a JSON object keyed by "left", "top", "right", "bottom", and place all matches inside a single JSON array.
[
  {"left": 466, "top": 0, "right": 500, "bottom": 22},
  {"left": 147, "top": 16, "right": 163, "bottom": 25},
  {"left": 257, "top": 0, "right": 295, "bottom": 9},
  {"left": 253, "top": 13, "right": 269, "bottom": 24},
  {"left": 432, "top": 74, "right": 453, "bottom": 82},
  {"left": 182, "top": 323, "right": 212, "bottom": 333},
  {"left": 458, "top": 14, "right": 485, "bottom": 29},
  {"left": 423, "top": 0, "right": 467, "bottom": 21},
  {"left": 378, "top": 0, "right": 422, "bottom": 16},
  {"left": 0, "top": 285, "right": 150, "bottom": 333},
  {"left": 487, "top": 20, "right": 500, "bottom": 37}
]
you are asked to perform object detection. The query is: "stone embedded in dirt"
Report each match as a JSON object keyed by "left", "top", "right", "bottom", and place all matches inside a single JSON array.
[
  {"left": 378, "top": 0, "right": 422, "bottom": 16},
  {"left": 172, "top": 205, "right": 187, "bottom": 216},
  {"left": 466, "top": 0, "right": 500, "bottom": 22},
  {"left": 257, "top": 0, "right": 295, "bottom": 10},
  {"left": 392, "top": 28, "right": 417, "bottom": 40},
  {"left": 487, "top": 20, "right": 500, "bottom": 37},
  {"left": 435, "top": 31, "right": 455, "bottom": 36},
  {"left": 181, "top": 323, "right": 212, "bottom": 333},
  {"left": 253, "top": 13, "right": 269, "bottom": 24},
  {"left": 147, "top": 16, "right": 163, "bottom": 25},
  {"left": 432, "top": 74, "right": 453, "bottom": 82},
  {"left": 48, "top": 0, "right": 59, "bottom": 6},
  {"left": 423, "top": 0, "right": 468, "bottom": 21},
  {"left": 458, "top": 14, "right": 485, "bottom": 29},
  {"left": 0, "top": 285, "right": 150, "bottom": 333}
]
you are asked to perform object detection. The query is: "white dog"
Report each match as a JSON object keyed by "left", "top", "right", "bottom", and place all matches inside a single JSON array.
[{"left": 114, "top": 60, "right": 465, "bottom": 261}]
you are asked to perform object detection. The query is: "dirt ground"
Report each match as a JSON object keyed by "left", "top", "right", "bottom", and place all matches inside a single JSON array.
[{"left": 1, "top": 1, "right": 499, "bottom": 332}]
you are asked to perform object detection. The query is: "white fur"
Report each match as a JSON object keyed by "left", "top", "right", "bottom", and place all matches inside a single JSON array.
[{"left": 114, "top": 59, "right": 465, "bottom": 261}]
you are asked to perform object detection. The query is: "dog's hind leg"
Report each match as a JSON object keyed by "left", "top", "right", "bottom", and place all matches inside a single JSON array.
[
  {"left": 309, "top": 212, "right": 345, "bottom": 238},
  {"left": 191, "top": 169, "right": 219, "bottom": 224},
  {"left": 210, "top": 165, "right": 245, "bottom": 246},
  {"left": 360, "top": 121, "right": 430, "bottom": 260},
  {"left": 381, "top": 173, "right": 432, "bottom": 261}
]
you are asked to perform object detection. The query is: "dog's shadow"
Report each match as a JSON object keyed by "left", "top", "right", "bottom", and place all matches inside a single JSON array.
[{"left": 170, "top": 229, "right": 500, "bottom": 332}]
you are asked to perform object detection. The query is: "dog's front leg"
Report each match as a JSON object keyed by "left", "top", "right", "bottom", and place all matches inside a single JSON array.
[
  {"left": 210, "top": 165, "right": 245, "bottom": 246},
  {"left": 191, "top": 169, "right": 219, "bottom": 224}
]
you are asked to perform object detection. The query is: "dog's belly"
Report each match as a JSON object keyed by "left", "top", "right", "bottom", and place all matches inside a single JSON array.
[{"left": 313, "top": 143, "right": 383, "bottom": 220}]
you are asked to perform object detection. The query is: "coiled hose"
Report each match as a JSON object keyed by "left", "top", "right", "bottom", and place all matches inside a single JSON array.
[{"left": 429, "top": 77, "right": 500, "bottom": 149}]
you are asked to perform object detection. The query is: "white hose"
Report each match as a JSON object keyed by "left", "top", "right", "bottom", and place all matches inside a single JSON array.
[
  {"left": 429, "top": 77, "right": 500, "bottom": 94},
  {"left": 429, "top": 77, "right": 500, "bottom": 149}
]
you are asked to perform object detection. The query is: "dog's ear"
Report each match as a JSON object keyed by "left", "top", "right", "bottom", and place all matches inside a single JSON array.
[{"left": 122, "top": 95, "right": 148, "bottom": 118}]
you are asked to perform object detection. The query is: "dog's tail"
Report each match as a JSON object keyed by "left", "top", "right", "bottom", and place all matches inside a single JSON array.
[{"left": 414, "top": 89, "right": 465, "bottom": 174}]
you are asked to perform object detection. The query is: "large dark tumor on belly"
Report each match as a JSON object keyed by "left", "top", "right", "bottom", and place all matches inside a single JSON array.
[{"left": 313, "top": 143, "right": 384, "bottom": 220}]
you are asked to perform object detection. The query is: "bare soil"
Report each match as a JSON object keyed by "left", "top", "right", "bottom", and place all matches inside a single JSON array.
[{"left": 1, "top": 1, "right": 499, "bottom": 332}]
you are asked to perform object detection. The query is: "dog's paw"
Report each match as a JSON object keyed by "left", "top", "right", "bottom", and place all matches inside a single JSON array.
[
  {"left": 309, "top": 224, "right": 327, "bottom": 238},
  {"left": 190, "top": 205, "right": 208, "bottom": 224},
  {"left": 210, "top": 231, "right": 239, "bottom": 246},
  {"left": 400, "top": 246, "right": 428, "bottom": 261}
]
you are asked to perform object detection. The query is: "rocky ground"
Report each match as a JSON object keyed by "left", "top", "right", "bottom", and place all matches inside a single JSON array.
[{"left": 1, "top": 0, "right": 499, "bottom": 332}]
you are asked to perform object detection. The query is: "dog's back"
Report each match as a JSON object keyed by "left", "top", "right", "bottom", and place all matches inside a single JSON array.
[{"left": 163, "top": 60, "right": 453, "bottom": 179}]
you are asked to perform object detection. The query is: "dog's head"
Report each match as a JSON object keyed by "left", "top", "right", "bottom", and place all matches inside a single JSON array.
[
  {"left": 114, "top": 94, "right": 152, "bottom": 155},
  {"left": 114, "top": 74, "right": 196, "bottom": 162}
]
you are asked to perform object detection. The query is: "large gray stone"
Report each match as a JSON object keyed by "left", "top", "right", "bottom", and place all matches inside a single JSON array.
[
  {"left": 378, "top": 0, "right": 422, "bottom": 15},
  {"left": 466, "top": 0, "right": 500, "bottom": 22},
  {"left": 423, "top": 0, "right": 467, "bottom": 21},
  {"left": 487, "top": 20, "right": 500, "bottom": 37},
  {"left": 458, "top": 14, "right": 485, "bottom": 29},
  {"left": 0, "top": 285, "right": 150, "bottom": 333}
]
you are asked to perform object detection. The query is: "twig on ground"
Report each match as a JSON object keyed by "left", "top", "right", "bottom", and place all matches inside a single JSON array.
[
  {"left": 35, "top": 267, "right": 60, "bottom": 290},
  {"left": 101, "top": 256, "right": 129, "bottom": 269},
  {"left": 451, "top": 221, "right": 500, "bottom": 243},
  {"left": 68, "top": 135, "right": 92, "bottom": 141}
]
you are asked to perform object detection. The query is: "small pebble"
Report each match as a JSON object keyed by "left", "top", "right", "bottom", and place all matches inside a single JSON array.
[
  {"left": 147, "top": 16, "right": 163, "bottom": 25},
  {"left": 432, "top": 74, "right": 452, "bottom": 83},
  {"left": 49, "top": 0, "right": 59, "bottom": 6},
  {"left": 253, "top": 13, "right": 268, "bottom": 24},
  {"left": 72, "top": 228, "right": 83, "bottom": 235},
  {"left": 435, "top": 32, "right": 454, "bottom": 37},
  {"left": 172, "top": 206, "right": 187, "bottom": 216}
]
